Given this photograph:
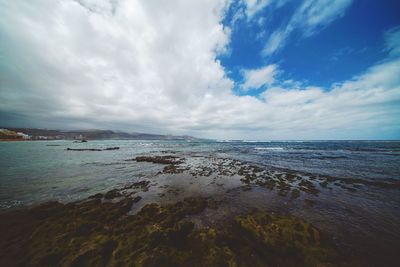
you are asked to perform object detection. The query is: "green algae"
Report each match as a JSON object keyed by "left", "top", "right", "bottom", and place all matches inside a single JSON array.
[
  {"left": 0, "top": 195, "right": 338, "bottom": 267},
  {"left": 233, "top": 212, "right": 337, "bottom": 267}
]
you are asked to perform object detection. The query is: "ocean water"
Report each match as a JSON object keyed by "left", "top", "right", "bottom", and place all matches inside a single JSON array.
[
  {"left": 218, "top": 140, "right": 400, "bottom": 180},
  {"left": 1, "top": 140, "right": 400, "bottom": 264},
  {"left": 0, "top": 140, "right": 399, "bottom": 208}
]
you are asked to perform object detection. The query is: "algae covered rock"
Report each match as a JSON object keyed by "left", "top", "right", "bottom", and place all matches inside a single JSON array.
[
  {"left": 0, "top": 196, "right": 337, "bottom": 267},
  {"left": 233, "top": 212, "right": 337, "bottom": 266}
]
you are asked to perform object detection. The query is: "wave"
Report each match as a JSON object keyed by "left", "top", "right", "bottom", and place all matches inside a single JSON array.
[{"left": 254, "top": 147, "right": 285, "bottom": 151}]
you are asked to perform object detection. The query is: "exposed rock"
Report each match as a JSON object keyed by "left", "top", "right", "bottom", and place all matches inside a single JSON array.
[
  {"left": 88, "top": 193, "right": 103, "bottom": 199},
  {"left": 135, "top": 155, "right": 184, "bottom": 165},
  {"left": 104, "top": 189, "right": 122, "bottom": 199},
  {"left": 66, "top": 147, "right": 119, "bottom": 151},
  {"left": 103, "top": 147, "right": 119, "bottom": 150},
  {"left": 123, "top": 180, "right": 151, "bottom": 191},
  {"left": 67, "top": 147, "right": 102, "bottom": 151},
  {"left": 0, "top": 196, "right": 338, "bottom": 267}
]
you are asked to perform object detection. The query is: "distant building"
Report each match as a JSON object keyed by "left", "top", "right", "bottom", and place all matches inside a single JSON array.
[
  {"left": 74, "top": 134, "right": 87, "bottom": 140},
  {"left": 16, "top": 132, "right": 30, "bottom": 140}
]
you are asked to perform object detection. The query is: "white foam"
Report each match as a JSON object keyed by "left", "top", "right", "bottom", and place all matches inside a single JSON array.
[{"left": 254, "top": 147, "right": 284, "bottom": 150}]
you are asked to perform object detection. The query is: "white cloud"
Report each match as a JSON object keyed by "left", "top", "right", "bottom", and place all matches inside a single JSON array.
[
  {"left": 242, "top": 0, "right": 272, "bottom": 18},
  {"left": 0, "top": 0, "right": 232, "bottom": 132},
  {"left": 385, "top": 26, "right": 400, "bottom": 56},
  {"left": 0, "top": 0, "right": 399, "bottom": 140},
  {"left": 257, "top": 57, "right": 400, "bottom": 138},
  {"left": 263, "top": 29, "right": 289, "bottom": 56},
  {"left": 263, "top": 0, "right": 353, "bottom": 56},
  {"left": 297, "top": 0, "right": 353, "bottom": 35},
  {"left": 262, "top": 86, "right": 324, "bottom": 106},
  {"left": 241, "top": 0, "right": 289, "bottom": 20},
  {"left": 241, "top": 64, "right": 278, "bottom": 90}
]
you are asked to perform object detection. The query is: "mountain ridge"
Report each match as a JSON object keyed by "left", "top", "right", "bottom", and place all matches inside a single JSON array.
[{"left": 1, "top": 127, "right": 205, "bottom": 141}]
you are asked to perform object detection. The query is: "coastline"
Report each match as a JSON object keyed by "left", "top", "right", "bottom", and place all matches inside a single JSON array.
[
  {"left": 0, "top": 145, "right": 399, "bottom": 266},
  {"left": 0, "top": 139, "right": 30, "bottom": 142}
]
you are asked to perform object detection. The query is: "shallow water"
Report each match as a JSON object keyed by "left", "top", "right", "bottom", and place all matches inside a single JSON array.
[{"left": 0, "top": 140, "right": 399, "bottom": 265}]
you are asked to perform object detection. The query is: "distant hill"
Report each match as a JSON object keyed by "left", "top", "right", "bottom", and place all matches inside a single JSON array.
[
  {"left": 0, "top": 129, "right": 30, "bottom": 140},
  {"left": 1, "top": 128, "right": 204, "bottom": 141}
]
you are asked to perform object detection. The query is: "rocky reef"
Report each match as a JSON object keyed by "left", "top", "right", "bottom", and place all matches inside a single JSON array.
[
  {"left": 137, "top": 154, "right": 400, "bottom": 201},
  {"left": 0, "top": 193, "right": 337, "bottom": 267},
  {"left": 2, "top": 153, "right": 396, "bottom": 266},
  {"left": 134, "top": 155, "right": 184, "bottom": 165}
]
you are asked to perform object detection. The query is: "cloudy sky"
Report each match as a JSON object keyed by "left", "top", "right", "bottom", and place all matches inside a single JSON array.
[{"left": 1, "top": 0, "right": 399, "bottom": 140}]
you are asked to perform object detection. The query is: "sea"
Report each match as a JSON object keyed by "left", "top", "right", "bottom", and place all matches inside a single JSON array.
[
  {"left": 1, "top": 140, "right": 399, "bottom": 209},
  {"left": 0, "top": 140, "right": 399, "bottom": 264}
]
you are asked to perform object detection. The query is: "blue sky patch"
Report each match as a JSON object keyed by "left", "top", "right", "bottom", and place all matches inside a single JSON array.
[{"left": 220, "top": 0, "right": 400, "bottom": 92}]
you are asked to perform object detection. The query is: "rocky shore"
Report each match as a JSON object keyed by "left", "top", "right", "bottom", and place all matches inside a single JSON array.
[
  {"left": 0, "top": 192, "right": 337, "bottom": 267},
  {"left": 1, "top": 153, "right": 398, "bottom": 266}
]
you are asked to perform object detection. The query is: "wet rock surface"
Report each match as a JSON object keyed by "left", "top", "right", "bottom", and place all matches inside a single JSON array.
[
  {"left": 1, "top": 153, "right": 398, "bottom": 266},
  {"left": 151, "top": 153, "right": 400, "bottom": 198},
  {"left": 0, "top": 195, "right": 338, "bottom": 267},
  {"left": 135, "top": 155, "right": 184, "bottom": 165}
]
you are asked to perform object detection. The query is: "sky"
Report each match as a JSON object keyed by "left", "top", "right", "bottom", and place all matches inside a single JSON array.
[{"left": 0, "top": 0, "right": 399, "bottom": 140}]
